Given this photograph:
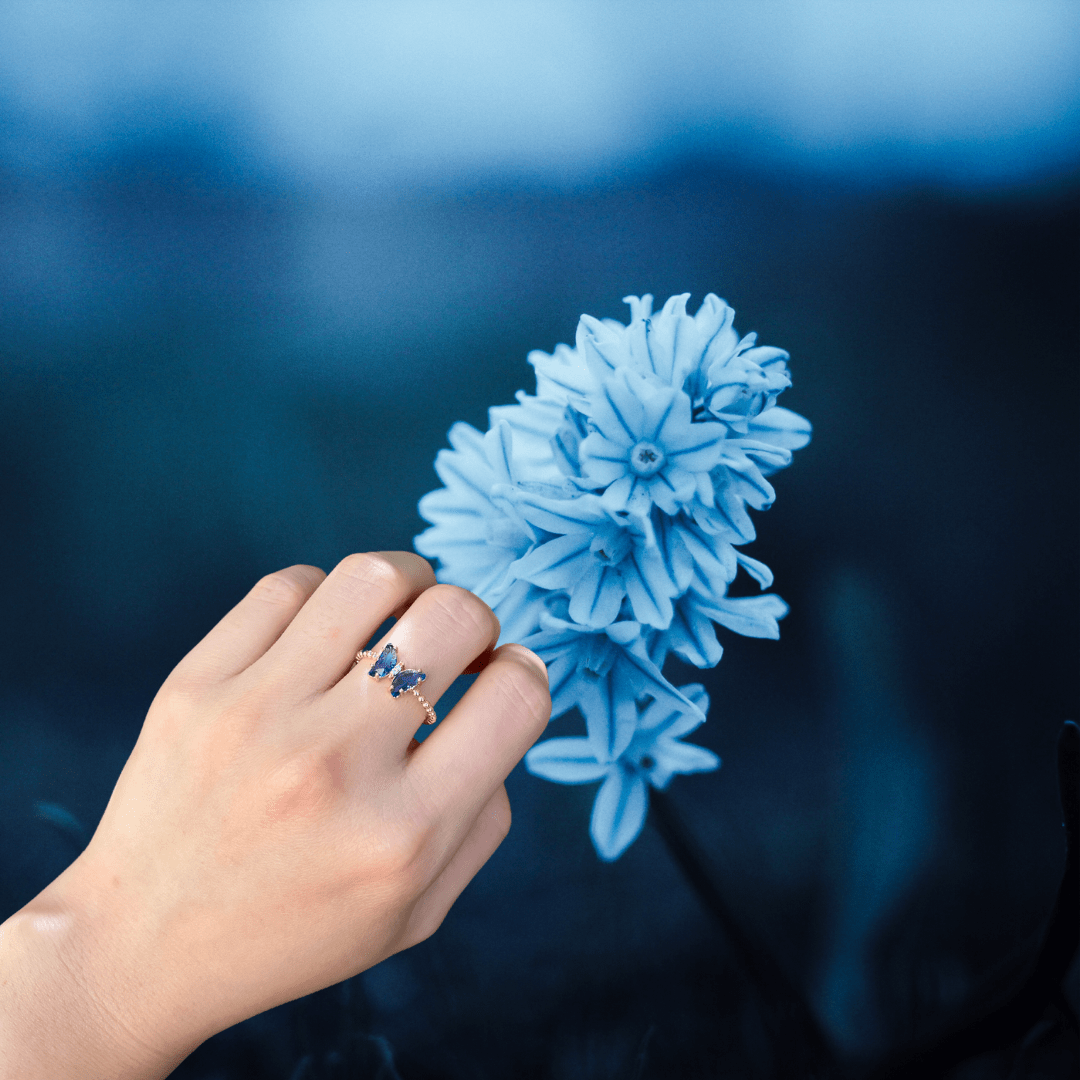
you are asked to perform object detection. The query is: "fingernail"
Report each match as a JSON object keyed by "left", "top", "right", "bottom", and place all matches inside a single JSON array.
[{"left": 505, "top": 645, "right": 548, "bottom": 684}]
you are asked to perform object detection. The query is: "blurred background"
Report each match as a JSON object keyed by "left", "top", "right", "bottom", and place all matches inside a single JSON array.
[{"left": 1, "top": 2, "right": 1077, "bottom": 1077}]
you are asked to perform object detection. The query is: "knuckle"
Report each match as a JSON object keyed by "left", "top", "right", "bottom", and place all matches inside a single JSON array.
[
  {"left": 259, "top": 745, "right": 347, "bottom": 824},
  {"left": 424, "top": 584, "right": 498, "bottom": 643},
  {"left": 395, "top": 551, "right": 437, "bottom": 588},
  {"left": 411, "top": 915, "right": 444, "bottom": 945},
  {"left": 335, "top": 552, "right": 410, "bottom": 597},
  {"left": 151, "top": 669, "right": 199, "bottom": 709},
  {"left": 365, "top": 828, "right": 430, "bottom": 895},
  {"left": 153, "top": 677, "right": 220, "bottom": 738},
  {"left": 145, "top": 676, "right": 203, "bottom": 742},
  {"left": 253, "top": 568, "right": 318, "bottom": 607},
  {"left": 490, "top": 790, "right": 512, "bottom": 841}
]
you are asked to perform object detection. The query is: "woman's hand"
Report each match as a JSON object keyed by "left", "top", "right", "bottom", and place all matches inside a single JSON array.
[{"left": 0, "top": 552, "right": 550, "bottom": 1079}]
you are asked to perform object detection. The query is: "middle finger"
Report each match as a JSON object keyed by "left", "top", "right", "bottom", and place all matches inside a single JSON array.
[{"left": 249, "top": 551, "right": 436, "bottom": 700}]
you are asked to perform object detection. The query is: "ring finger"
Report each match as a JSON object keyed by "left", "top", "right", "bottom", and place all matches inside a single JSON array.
[{"left": 330, "top": 583, "right": 500, "bottom": 753}]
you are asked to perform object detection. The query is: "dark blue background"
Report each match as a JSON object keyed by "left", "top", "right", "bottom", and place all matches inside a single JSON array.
[{"left": 1, "top": 5, "right": 1078, "bottom": 1076}]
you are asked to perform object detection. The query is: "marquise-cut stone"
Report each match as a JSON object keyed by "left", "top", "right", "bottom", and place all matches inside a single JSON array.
[
  {"left": 368, "top": 643, "right": 398, "bottom": 678},
  {"left": 390, "top": 669, "right": 426, "bottom": 697}
]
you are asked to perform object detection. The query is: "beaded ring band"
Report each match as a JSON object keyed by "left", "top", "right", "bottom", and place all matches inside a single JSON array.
[{"left": 354, "top": 643, "right": 437, "bottom": 724}]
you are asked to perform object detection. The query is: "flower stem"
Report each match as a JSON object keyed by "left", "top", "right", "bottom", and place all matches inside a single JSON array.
[{"left": 648, "top": 787, "right": 837, "bottom": 1076}]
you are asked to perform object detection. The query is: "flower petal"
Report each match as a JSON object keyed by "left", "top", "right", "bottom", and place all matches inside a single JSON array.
[
  {"left": 699, "top": 302, "right": 740, "bottom": 373},
  {"left": 644, "top": 293, "right": 691, "bottom": 384},
  {"left": 735, "top": 550, "right": 774, "bottom": 589},
  {"left": 712, "top": 478, "right": 758, "bottom": 542},
  {"left": 690, "top": 501, "right": 754, "bottom": 544},
  {"left": 493, "top": 580, "right": 546, "bottom": 646},
  {"left": 612, "top": 644, "right": 706, "bottom": 722},
  {"left": 653, "top": 597, "right": 723, "bottom": 669},
  {"left": 594, "top": 369, "right": 648, "bottom": 443},
  {"left": 611, "top": 691, "right": 640, "bottom": 759},
  {"left": 525, "top": 738, "right": 610, "bottom": 783},
  {"left": 658, "top": 518, "right": 694, "bottom": 593},
  {"left": 568, "top": 563, "right": 625, "bottom": 628},
  {"left": 490, "top": 393, "right": 576, "bottom": 477},
  {"left": 639, "top": 379, "right": 686, "bottom": 443},
  {"left": 577, "top": 314, "right": 629, "bottom": 381},
  {"left": 590, "top": 768, "right": 649, "bottom": 861},
  {"left": 695, "top": 469, "right": 715, "bottom": 507},
  {"left": 745, "top": 406, "right": 812, "bottom": 452},
  {"left": 650, "top": 739, "right": 721, "bottom": 790},
  {"left": 510, "top": 533, "right": 592, "bottom": 590},
  {"left": 509, "top": 489, "right": 609, "bottom": 534},
  {"left": 649, "top": 467, "right": 695, "bottom": 515},
  {"left": 681, "top": 683, "right": 710, "bottom": 717},
  {"left": 527, "top": 342, "right": 594, "bottom": 404},
  {"left": 623, "top": 545, "right": 677, "bottom": 628},
  {"left": 662, "top": 418, "right": 725, "bottom": 473},
  {"left": 445, "top": 419, "right": 487, "bottom": 455},
  {"left": 720, "top": 458, "right": 776, "bottom": 511},
  {"left": 519, "top": 626, "right": 590, "bottom": 715},
  {"left": 622, "top": 294, "right": 654, "bottom": 322},
  {"left": 579, "top": 431, "right": 631, "bottom": 486},
  {"left": 598, "top": 474, "right": 635, "bottom": 513},
  {"left": 677, "top": 522, "right": 737, "bottom": 600},
  {"left": 578, "top": 665, "right": 639, "bottom": 765},
  {"left": 737, "top": 438, "right": 793, "bottom": 473},
  {"left": 701, "top": 593, "right": 789, "bottom": 639},
  {"left": 483, "top": 421, "right": 516, "bottom": 484}
]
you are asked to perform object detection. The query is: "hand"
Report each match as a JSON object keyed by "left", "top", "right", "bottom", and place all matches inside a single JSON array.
[{"left": 0, "top": 553, "right": 551, "bottom": 1079}]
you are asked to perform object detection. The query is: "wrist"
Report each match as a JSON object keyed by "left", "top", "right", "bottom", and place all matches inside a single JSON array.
[{"left": 0, "top": 860, "right": 197, "bottom": 1080}]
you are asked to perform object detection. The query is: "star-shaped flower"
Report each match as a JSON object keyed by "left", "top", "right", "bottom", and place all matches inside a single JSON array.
[
  {"left": 525, "top": 684, "right": 720, "bottom": 860},
  {"left": 518, "top": 605, "right": 703, "bottom": 763},
  {"left": 578, "top": 368, "right": 725, "bottom": 516},
  {"left": 705, "top": 333, "right": 792, "bottom": 432},
  {"left": 503, "top": 488, "right": 680, "bottom": 629},
  {"left": 416, "top": 421, "right": 537, "bottom": 601}
]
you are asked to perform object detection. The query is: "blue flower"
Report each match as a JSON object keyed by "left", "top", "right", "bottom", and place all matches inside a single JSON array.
[
  {"left": 525, "top": 684, "right": 720, "bottom": 860},
  {"left": 488, "top": 392, "right": 570, "bottom": 479},
  {"left": 415, "top": 420, "right": 551, "bottom": 641},
  {"left": 504, "top": 489, "right": 679, "bottom": 629},
  {"left": 528, "top": 292, "right": 792, "bottom": 420},
  {"left": 577, "top": 369, "right": 726, "bottom": 516},
  {"left": 518, "top": 603, "right": 703, "bottom": 762},
  {"left": 415, "top": 293, "right": 810, "bottom": 859},
  {"left": 704, "top": 334, "right": 792, "bottom": 431},
  {"left": 645, "top": 513, "right": 789, "bottom": 668}
]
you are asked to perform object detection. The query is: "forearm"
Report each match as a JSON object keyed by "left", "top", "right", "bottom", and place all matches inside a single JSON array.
[{"left": 0, "top": 869, "right": 193, "bottom": 1080}]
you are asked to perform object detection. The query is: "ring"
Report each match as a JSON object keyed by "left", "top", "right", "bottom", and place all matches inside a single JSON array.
[{"left": 354, "top": 643, "right": 437, "bottom": 725}]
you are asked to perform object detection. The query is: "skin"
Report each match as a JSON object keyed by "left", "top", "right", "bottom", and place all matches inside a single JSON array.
[{"left": 0, "top": 551, "right": 551, "bottom": 1078}]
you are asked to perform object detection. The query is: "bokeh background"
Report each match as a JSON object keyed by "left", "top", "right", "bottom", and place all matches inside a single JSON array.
[{"left": 1, "top": 2, "right": 1077, "bottom": 1077}]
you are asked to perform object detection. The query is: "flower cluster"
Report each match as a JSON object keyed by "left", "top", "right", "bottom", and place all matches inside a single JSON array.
[{"left": 416, "top": 294, "right": 810, "bottom": 859}]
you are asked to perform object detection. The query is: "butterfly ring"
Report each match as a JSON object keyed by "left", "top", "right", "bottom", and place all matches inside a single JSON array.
[{"left": 354, "top": 643, "right": 437, "bottom": 724}]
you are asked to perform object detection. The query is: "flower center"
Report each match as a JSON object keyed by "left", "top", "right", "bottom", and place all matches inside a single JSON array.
[{"left": 629, "top": 441, "right": 666, "bottom": 477}]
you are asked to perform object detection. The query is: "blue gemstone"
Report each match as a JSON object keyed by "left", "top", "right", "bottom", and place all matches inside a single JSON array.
[
  {"left": 368, "top": 643, "right": 398, "bottom": 678},
  {"left": 390, "top": 669, "right": 426, "bottom": 697}
]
